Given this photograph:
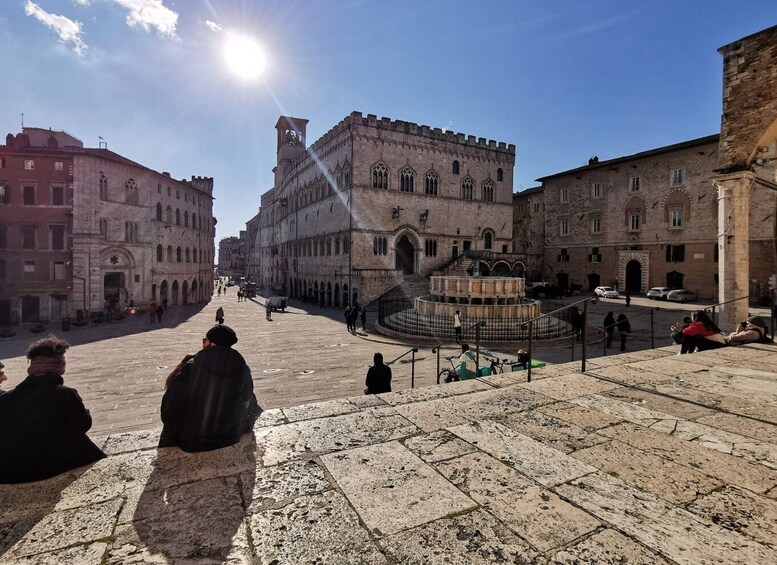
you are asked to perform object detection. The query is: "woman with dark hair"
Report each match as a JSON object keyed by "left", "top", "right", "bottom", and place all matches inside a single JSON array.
[
  {"left": 0, "top": 335, "right": 105, "bottom": 483},
  {"left": 365, "top": 352, "right": 392, "bottom": 394},
  {"left": 680, "top": 310, "right": 726, "bottom": 354}
]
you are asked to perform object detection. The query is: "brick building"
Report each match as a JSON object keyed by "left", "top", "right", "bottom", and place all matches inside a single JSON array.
[
  {"left": 511, "top": 186, "right": 545, "bottom": 281},
  {"left": 534, "top": 134, "right": 776, "bottom": 301},
  {"left": 253, "top": 113, "right": 516, "bottom": 306},
  {"left": 0, "top": 128, "right": 215, "bottom": 325}
]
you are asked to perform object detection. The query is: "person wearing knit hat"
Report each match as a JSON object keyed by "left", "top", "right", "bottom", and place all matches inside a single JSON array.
[
  {"left": 726, "top": 315, "right": 772, "bottom": 345},
  {"left": 0, "top": 335, "right": 106, "bottom": 483},
  {"left": 159, "top": 325, "right": 261, "bottom": 452}
]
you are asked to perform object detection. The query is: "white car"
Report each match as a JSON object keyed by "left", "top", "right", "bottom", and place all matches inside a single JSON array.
[
  {"left": 666, "top": 289, "right": 697, "bottom": 303},
  {"left": 646, "top": 287, "right": 672, "bottom": 300},
  {"left": 594, "top": 286, "right": 620, "bottom": 299}
]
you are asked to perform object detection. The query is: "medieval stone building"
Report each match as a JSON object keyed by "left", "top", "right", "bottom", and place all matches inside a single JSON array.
[
  {"left": 0, "top": 128, "right": 215, "bottom": 324},
  {"left": 254, "top": 113, "right": 516, "bottom": 306}
]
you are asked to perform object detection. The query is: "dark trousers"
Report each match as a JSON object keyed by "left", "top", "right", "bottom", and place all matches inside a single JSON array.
[
  {"left": 680, "top": 335, "right": 726, "bottom": 354},
  {"left": 605, "top": 329, "right": 614, "bottom": 348},
  {"left": 620, "top": 332, "right": 628, "bottom": 351}
]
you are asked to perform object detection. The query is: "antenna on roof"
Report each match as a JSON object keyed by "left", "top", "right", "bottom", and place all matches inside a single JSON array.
[{"left": 98, "top": 136, "right": 107, "bottom": 150}]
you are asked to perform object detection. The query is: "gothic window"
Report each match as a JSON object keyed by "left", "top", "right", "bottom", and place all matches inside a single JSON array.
[
  {"left": 192, "top": 214, "right": 197, "bottom": 229},
  {"left": 483, "top": 231, "right": 493, "bottom": 249},
  {"left": 335, "top": 238, "right": 341, "bottom": 254},
  {"left": 496, "top": 168, "right": 504, "bottom": 181},
  {"left": 175, "top": 208, "right": 181, "bottom": 226},
  {"left": 343, "top": 163, "right": 351, "bottom": 189},
  {"left": 399, "top": 167, "right": 415, "bottom": 193},
  {"left": 372, "top": 163, "right": 389, "bottom": 190},
  {"left": 460, "top": 178, "right": 474, "bottom": 200},
  {"left": 482, "top": 180, "right": 495, "bottom": 202},
  {"left": 184, "top": 211, "right": 189, "bottom": 227},
  {"left": 343, "top": 237, "right": 349, "bottom": 254},
  {"left": 125, "top": 179, "right": 139, "bottom": 205},
  {"left": 176, "top": 246, "right": 182, "bottom": 262},
  {"left": 167, "top": 246, "right": 173, "bottom": 261},
  {"left": 156, "top": 203, "right": 162, "bottom": 221},
  {"left": 452, "top": 160, "right": 460, "bottom": 175},
  {"left": 156, "top": 245, "right": 163, "bottom": 262},
  {"left": 424, "top": 171, "right": 438, "bottom": 196},
  {"left": 99, "top": 173, "right": 108, "bottom": 200},
  {"left": 185, "top": 248, "right": 190, "bottom": 262}
]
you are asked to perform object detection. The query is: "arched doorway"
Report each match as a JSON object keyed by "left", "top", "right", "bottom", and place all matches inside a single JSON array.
[
  {"left": 557, "top": 273, "right": 569, "bottom": 289},
  {"left": 182, "top": 280, "right": 189, "bottom": 305},
  {"left": 666, "top": 271, "right": 684, "bottom": 289},
  {"left": 172, "top": 280, "right": 179, "bottom": 305},
  {"left": 104, "top": 272, "right": 125, "bottom": 308},
  {"left": 587, "top": 273, "right": 601, "bottom": 291},
  {"left": 160, "top": 280, "right": 168, "bottom": 304},
  {"left": 352, "top": 289, "right": 358, "bottom": 307},
  {"left": 342, "top": 284, "right": 349, "bottom": 306},
  {"left": 327, "top": 282, "right": 332, "bottom": 306},
  {"left": 334, "top": 283, "right": 340, "bottom": 307},
  {"left": 625, "top": 260, "right": 642, "bottom": 293},
  {"left": 493, "top": 262, "right": 510, "bottom": 276},
  {"left": 511, "top": 262, "right": 526, "bottom": 277},
  {"left": 395, "top": 235, "right": 415, "bottom": 274}
]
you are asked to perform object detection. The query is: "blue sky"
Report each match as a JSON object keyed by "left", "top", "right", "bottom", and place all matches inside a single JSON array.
[{"left": 1, "top": 1, "right": 776, "bottom": 240}]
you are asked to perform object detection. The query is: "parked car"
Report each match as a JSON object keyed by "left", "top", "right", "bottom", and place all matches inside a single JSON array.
[
  {"left": 646, "top": 287, "right": 672, "bottom": 300},
  {"left": 666, "top": 288, "right": 697, "bottom": 303},
  {"left": 594, "top": 286, "right": 620, "bottom": 299},
  {"left": 526, "top": 283, "right": 564, "bottom": 299}
]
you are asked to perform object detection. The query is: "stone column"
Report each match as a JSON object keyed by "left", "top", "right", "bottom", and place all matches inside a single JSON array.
[{"left": 716, "top": 171, "right": 755, "bottom": 330}]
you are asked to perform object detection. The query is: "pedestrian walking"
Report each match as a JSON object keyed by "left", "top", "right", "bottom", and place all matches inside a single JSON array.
[
  {"left": 237, "top": 289, "right": 243, "bottom": 302},
  {"left": 573, "top": 307, "right": 584, "bottom": 341},
  {"left": 149, "top": 302, "right": 157, "bottom": 323},
  {"left": 603, "top": 312, "right": 615, "bottom": 348},
  {"left": 454, "top": 310, "right": 462, "bottom": 342},
  {"left": 361, "top": 306, "right": 367, "bottom": 332},
  {"left": 216, "top": 306, "right": 225, "bottom": 325},
  {"left": 156, "top": 305, "right": 164, "bottom": 323},
  {"left": 265, "top": 300, "right": 273, "bottom": 321},
  {"left": 344, "top": 306, "right": 353, "bottom": 333},
  {"left": 616, "top": 313, "right": 631, "bottom": 351},
  {"left": 625, "top": 291, "right": 631, "bottom": 307}
]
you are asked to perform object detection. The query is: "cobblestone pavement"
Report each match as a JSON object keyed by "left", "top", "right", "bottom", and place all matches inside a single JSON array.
[
  {"left": 0, "top": 292, "right": 770, "bottom": 437},
  {"left": 2, "top": 343, "right": 777, "bottom": 563}
]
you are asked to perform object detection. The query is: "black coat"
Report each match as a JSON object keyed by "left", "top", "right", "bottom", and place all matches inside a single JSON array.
[
  {"left": 0, "top": 373, "right": 105, "bottom": 484},
  {"left": 159, "top": 346, "right": 258, "bottom": 452},
  {"left": 365, "top": 363, "right": 392, "bottom": 394}
]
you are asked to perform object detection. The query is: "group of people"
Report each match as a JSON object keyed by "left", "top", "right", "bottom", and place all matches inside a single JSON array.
[
  {"left": 344, "top": 305, "right": 366, "bottom": 333},
  {"left": 603, "top": 312, "right": 631, "bottom": 351},
  {"left": 671, "top": 311, "right": 771, "bottom": 354},
  {"left": 0, "top": 324, "right": 261, "bottom": 484},
  {"left": 148, "top": 301, "right": 165, "bottom": 323}
]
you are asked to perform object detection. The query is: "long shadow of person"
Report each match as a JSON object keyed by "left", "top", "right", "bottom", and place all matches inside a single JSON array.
[{"left": 122, "top": 433, "right": 257, "bottom": 562}]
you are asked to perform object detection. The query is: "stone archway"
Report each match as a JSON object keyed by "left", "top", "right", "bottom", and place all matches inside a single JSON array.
[
  {"left": 172, "top": 280, "right": 179, "bottom": 306},
  {"left": 182, "top": 280, "right": 189, "bottom": 305},
  {"left": 617, "top": 250, "right": 649, "bottom": 294},
  {"left": 625, "top": 261, "right": 642, "bottom": 293},
  {"left": 395, "top": 235, "right": 416, "bottom": 275}
]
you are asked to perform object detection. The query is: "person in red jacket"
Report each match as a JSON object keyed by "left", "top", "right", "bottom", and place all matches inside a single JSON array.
[{"left": 680, "top": 310, "right": 726, "bottom": 354}]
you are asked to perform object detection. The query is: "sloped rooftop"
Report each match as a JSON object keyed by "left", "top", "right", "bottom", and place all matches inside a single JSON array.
[{"left": 2, "top": 344, "right": 777, "bottom": 563}]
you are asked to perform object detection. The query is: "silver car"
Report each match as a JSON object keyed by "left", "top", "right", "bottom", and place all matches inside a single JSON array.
[
  {"left": 666, "top": 288, "right": 697, "bottom": 303},
  {"left": 646, "top": 287, "right": 672, "bottom": 300}
]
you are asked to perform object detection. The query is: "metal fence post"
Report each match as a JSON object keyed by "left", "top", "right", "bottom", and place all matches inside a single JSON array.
[
  {"left": 475, "top": 322, "right": 481, "bottom": 368},
  {"left": 527, "top": 320, "right": 533, "bottom": 383},
  {"left": 650, "top": 308, "right": 655, "bottom": 349},
  {"left": 581, "top": 300, "right": 588, "bottom": 372},
  {"left": 772, "top": 289, "right": 775, "bottom": 340},
  {"left": 411, "top": 348, "right": 416, "bottom": 389},
  {"left": 435, "top": 346, "right": 441, "bottom": 385}
]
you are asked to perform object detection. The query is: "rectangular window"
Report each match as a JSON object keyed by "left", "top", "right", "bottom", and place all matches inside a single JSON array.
[
  {"left": 666, "top": 244, "right": 685, "bottom": 262},
  {"left": 22, "top": 225, "right": 36, "bottom": 249},
  {"left": 671, "top": 209, "right": 683, "bottom": 228},
  {"left": 23, "top": 260, "right": 35, "bottom": 273},
  {"left": 630, "top": 176, "right": 640, "bottom": 192},
  {"left": 671, "top": 168, "right": 684, "bottom": 186},
  {"left": 0, "top": 224, "right": 7, "bottom": 248},
  {"left": 23, "top": 185, "right": 35, "bottom": 205},
  {"left": 425, "top": 239, "right": 438, "bottom": 257},
  {"left": 0, "top": 185, "right": 8, "bottom": 204},
  {"left": 560, "top": 220, "right": 569, "bottom": 236},
  {"left": 629, "top": 213, "right": 640, "bottom": 231},
  {"left": 54, "top": 161, "right": 64, "bottom": 171},
  {"left": 589, "top": 247, "right": 601, "bottom": 263},
  {"left": 50, "top": 225, "right": 65, "bottom": 250},
  {"left": 714, "top": 243, "right": 719, "bottom": 262},
  {"left": 560, "top": 188, "right": 569, "bottom": 204},
  {"left": 52, "top": 185, "right": 64, "bottom": 206},
  {"left": 24, "top": 159, "right": 34, "bottom": 170},
  {"left": 591, "top": 217, "right": 601, "bottom": 234},
  {"left": 0, "top": 158, "right": 5, "bottom": 168},
  {"left": 592, "top": 183, "right": 602, "bottom": 198},
  {"left": 99, "top": 218, "right": 107, "bottom": 237},
  {"left": 52, "top": 261, "right": 66, "bottom": 280},
  {"left": 558, "top": 248, "right": 570, "bottom": 262}
]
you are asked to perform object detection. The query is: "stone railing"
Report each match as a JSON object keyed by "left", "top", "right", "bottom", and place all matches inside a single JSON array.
[
  {"left": 430, "top": 276, "right": 525, "bottom": 300},
  {"left": 413, "top": 296, "right": 540, "bottom": 320}
]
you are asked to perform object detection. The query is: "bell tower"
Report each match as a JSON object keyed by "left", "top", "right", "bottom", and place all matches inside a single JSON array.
[{"left": 274, "top": 116, "right": 308, "bottom": 185}]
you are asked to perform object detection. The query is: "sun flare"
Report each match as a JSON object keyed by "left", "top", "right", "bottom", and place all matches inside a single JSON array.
[{"left": 223, "top": 33, "right": 267, "bottom": 80}]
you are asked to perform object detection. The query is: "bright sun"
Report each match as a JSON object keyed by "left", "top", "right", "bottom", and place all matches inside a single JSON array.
[{"left": 223, "top": 33, "right": 267, "bottom": 80}]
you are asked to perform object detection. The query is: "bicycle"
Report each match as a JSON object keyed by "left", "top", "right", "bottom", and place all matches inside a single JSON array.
[
  {"left": 438, "top": 355, "right": 461, "bottom": 383},
  {"left": 439, "top": 352, "right": 506, "bottom": 383}
]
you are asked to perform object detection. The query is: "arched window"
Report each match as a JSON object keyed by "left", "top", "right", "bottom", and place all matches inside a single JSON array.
[
  {"left": 399, "top": 167, "right": 414, "bottom": 193},
  {"left": 192, "top": 214, "right": 197, "bottom": 229},
  {"left": 482, "top": 180, "right": 495, "bottom": 202},
  {"left": 484, "top": 231, "right": 493, "bottom": 250},
  {"left": 335, "top": 238, "right": 341, "bottom": 254},
  {"left": 167, "top": 245, "right": 173, "bottom": 262},
  {"left": 156, "top": 244, "right": 163, "bottom": 262},
  {"left": 327, "top": 239, "right": 332, "bottom": 255},
  {"left": 193, "top": 248, "right": 197, "bottom": 263},
  {"left": 343, "top": 237, "right": 349, "bottom": 254},
  {"left": 166, "top": 206, "right": 172, "bottom": 223},
  {"left": 343, "top": 163, "right": 351, "bottom": 189},
  {"left": 125, "top": 179, "right": 138, "bottom": 205},
  {"left": 497, "top": 168, "right": 504, "bottom": 182},
  {"left": 461, "top": 178, "right": 474, "bottom": 200},
  {"left": 99, "top": 173, "right": 108, "bottom": 200},
  {"left": 156, "top": 203, "right": 162, "bottom": 221},
  {"left": 424, "top": 171, "right": 439, "bottom": 196},
  {"left": 176, "top": 246, "right": 182, "bottom": 262},
  {"left": 185, "top": 248, "right": 190, "bottom": 262},
  {"left": 184, "top": 211, "right": 189, "bottom": 227},
  {"left": 175, "top": 209, "right": 180, "bottom": 225},
  {"left": 452, "top": 160, "right": 460, "bottom": 175},
  {"left": 372, "top": 163, "right": 389, "bottom": 190}
]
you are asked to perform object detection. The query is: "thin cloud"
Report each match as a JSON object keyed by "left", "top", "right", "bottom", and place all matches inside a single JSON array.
[
  {"left": 73, "top": 0, "right": 91, "bottom": 6},
  {"left": 25, "top": 1, "right": 87, "bottom": 56},
  {"left": 205, "top": 20, "right": 223, "bottom": 33},
  {"left": 109, "top": 0, "right": 178, "bottom": 37}
]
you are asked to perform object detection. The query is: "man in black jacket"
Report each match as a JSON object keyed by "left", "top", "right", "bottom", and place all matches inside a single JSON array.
[
  {"left": 159, "top": 325, "right": 260, "bottom": 452},
  {"left": 364, "top": 352, "right": 392, "bottom": 394},
  {"left": 0, "top": 336, "right": 105, "bottom": 483}
]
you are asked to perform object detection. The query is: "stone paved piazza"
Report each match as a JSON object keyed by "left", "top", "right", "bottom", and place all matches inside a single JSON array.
[{"left": 1, "top": 332, "right": 777, "bottom": 562}]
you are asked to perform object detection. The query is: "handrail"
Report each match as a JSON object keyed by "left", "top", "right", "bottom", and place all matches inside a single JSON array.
[
  {"left": 702, "top": 294, "right": 750, "bottom": 311},
  {"left": 519, "top": 296, "right": 597, "bottom": 327},
  {"left": 430, "top": 342, "right": 447, "bottom": 385},
  {"left": 387, "top": 346, "right": 420, "bottom": 389}
]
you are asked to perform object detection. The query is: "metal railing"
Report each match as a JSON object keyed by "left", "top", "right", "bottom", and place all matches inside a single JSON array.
[
  {"left": 378, "top": 297, "right": 575, "bottom": 341},
  {"left": 386, "top": 346, "right": 420, "bottom": 388},
  {"left": 702, "top": 295, "right": 751, "bottom": 328}
]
